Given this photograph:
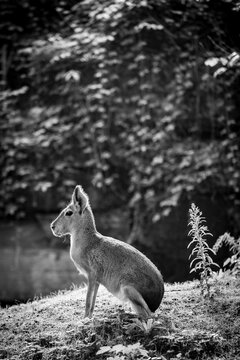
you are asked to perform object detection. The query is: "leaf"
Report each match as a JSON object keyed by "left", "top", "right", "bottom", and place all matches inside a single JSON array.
[
  {"left": 44, "top": 117, "right": 58, "bottom": 129},
  {"left": 112, "top": 344, "right": 128, "bottom": 354},
  {"left": 64, "top": 70, "right": 81, "bottom": 81},
  {"left": 6, "top": 204, "right": 18, "bottom": 215},
  {"left": 228, "top": 52, "right": 240, "bottom": 67},
  {"left": 35, "top": 182, "right": 52, "bottom": 192},
  {"left": 136, "top": 22, "right": 164, "bottom": 31},
  {"left": 214, "top": 67, "right": 227, "bottom": 77},
  {"left": 204, "top": 58, "right": 219, "bottom": 67},
  {"left": 152, "top": 213, "right": 161, "bottom": 223},
  {"left": 96, "top": 346, "right": 111, "bottom": 355}
]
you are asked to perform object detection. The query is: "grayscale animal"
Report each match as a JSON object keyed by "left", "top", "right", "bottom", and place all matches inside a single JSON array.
[{"left": 50, "top": 185, "right": 164, "bottom": 318}]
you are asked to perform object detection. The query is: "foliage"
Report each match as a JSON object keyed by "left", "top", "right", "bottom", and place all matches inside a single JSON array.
[
  {"left": 96, "top": 342, "right": 149, "bottom": 359},
  {"left": 213, "top": 232, "right": 240, "bottom": 276},
  {"left": 1, "top": 0, "right": 240, "bottom": 240},
  {"left": 188, "top": 203, "right": 219, "bottom": 297}
]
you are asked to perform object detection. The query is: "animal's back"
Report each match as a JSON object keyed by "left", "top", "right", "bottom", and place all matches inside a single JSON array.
[{"left": 87, "top": 234, "right": 164, "bottom": 312}]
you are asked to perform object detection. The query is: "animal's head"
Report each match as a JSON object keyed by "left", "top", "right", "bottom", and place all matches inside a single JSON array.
[{"left": 50, "top": 185, "right": 89, "bottom": 237}]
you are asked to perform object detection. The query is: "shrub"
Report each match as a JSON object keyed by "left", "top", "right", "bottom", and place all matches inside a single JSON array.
[{"left": 213, "top": 233, "right": 240, "bottom": 276}]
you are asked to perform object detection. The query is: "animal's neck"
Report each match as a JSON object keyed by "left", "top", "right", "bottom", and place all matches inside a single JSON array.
[{"left": 71, "top": 207, "right": 97, "bottom": 246}]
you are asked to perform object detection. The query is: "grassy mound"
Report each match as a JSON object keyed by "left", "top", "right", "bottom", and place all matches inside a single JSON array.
[{"left": 0, "top": 276, "right": 239, "bottom": 359}]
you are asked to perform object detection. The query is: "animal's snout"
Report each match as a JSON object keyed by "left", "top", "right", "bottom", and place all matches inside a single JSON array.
[
  {"left": 51, "top": 223, "right": 56, "bottom": 230},
  {"left": 50, "top": 221, "right": 62, "bottom": 237}
]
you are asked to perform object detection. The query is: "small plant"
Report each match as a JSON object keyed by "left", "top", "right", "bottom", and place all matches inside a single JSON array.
[
  {"left": 188, "top": 203, "right": 219, "bottom": 297},
  {"left": 124, "top": 318, "right": 165, "bottom": 335},
  {"left": 213, "top": 232, "right": 240, "bottom": 276},
  {"left": 132, "top": 318, "right": 155, "bottom": 334},
  {"left": 96, "top": 342, "right": 149, "bottom": 359}
]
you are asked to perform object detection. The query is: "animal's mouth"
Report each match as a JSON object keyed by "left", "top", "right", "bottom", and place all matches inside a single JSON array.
[
  {"left": 53, "top": 232, "right": 62, "bottom": 237},
  {"left": 51, "top": 228, "right": 63, "bottom": 237}
]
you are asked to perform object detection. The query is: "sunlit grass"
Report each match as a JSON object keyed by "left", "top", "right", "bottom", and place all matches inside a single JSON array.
[{"left": 0, "top": 277, "right": 240, "bottom": 359}]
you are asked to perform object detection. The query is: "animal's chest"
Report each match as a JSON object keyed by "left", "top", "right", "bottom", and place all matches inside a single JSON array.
[{"left": 70, "top": 243, "right": 89, "bottom": 277}]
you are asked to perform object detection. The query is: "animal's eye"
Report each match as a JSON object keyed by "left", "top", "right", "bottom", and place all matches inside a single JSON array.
[{"left": 65, "top": 210, "right": 73, "bottom": 217}]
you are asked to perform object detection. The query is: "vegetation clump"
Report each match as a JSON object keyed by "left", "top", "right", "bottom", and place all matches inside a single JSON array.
[
  {"left": 0, "top": 0, "right": 240, "bottom": 242},
  {"left": 188, "top": 203, "right": 219, "bottom": 298},
  {"left": 214, "top": 232, "right": 240, "bottom": 276}
]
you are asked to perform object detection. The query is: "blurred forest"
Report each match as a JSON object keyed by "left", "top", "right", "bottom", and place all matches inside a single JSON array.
[{"left": 1, "top": 0, "right": 240, "bottom": 241}]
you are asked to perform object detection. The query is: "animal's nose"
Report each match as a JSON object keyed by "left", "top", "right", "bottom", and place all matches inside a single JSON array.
[{"left": 51, "top": 223, "right": 55, "bottom": 230}]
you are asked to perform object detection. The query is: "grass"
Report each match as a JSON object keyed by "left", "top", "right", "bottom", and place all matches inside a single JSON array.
[{"left": 0, "top": 276, "right": 240, "bottom": 360}]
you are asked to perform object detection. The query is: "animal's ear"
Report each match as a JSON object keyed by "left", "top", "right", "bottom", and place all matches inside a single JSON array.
[{"left": 72, "top": 185, "right": 89, "bottom": 213}]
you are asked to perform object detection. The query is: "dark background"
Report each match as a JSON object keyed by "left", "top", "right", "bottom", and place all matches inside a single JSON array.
[{"left": 0, "top": 0, "right": 240, "bottom": 306}]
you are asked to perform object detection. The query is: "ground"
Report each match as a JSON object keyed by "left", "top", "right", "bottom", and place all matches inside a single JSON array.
[{"left": 0, "top": 275, "right": 239, "bottom": 360}]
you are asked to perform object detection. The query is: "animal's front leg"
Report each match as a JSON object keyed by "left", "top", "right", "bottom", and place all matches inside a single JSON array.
[
  {"left": 84, "top": 276, "right": 97, "bottom": 318},
  {"left": 89, "top": 282, "right": 100, "bottom": 317}
]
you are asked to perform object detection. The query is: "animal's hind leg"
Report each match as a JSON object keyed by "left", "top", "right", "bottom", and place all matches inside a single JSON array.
[{"left": 122, "top": 285, "right": 152, "bottom": 319}]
